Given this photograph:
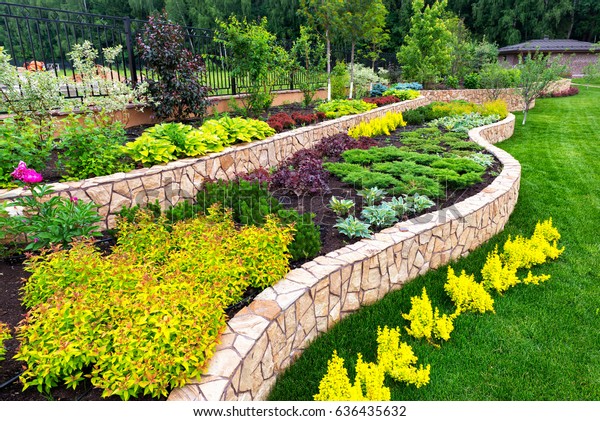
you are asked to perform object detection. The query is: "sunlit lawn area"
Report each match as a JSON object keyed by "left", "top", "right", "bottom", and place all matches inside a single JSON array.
[{"left": 268, "top": 87, "right": 600, "bottom": 401}]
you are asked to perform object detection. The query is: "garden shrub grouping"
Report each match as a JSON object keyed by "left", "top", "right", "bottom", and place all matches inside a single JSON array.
[{"left": 1, "top": 96, "right": 511, "bottom": 400}]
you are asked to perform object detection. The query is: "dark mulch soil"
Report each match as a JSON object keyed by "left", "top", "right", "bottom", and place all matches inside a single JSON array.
[{"left": 0, "top": 106, "right": 502, "bottom": 401}]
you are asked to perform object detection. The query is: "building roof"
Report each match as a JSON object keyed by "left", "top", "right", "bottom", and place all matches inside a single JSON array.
[{"left": 498, "top": 38, "right": 599, "bottom": 54}]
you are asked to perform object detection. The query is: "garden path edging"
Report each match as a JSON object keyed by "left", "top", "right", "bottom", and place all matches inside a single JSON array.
[
  {"left": 0, "top": 97, "right": 429, "bottom": 231},
  {"left": 167, "top": 113, "right": 520, "bottom": 401}
]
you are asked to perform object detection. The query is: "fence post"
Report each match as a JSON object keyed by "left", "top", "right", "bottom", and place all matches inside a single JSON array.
[
  {"left": 230, "top": 76, "right": 237, "bottom": 96},
  {"left": 123, "top": 17, "right": 138, "bottom": 86}
]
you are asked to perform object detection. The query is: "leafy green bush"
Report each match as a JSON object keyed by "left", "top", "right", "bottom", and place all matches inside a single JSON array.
[
  {"left": 0, "top": 118, "right": 52, "bottom": 188},
  {"left": 16, "top": 208, "right": 293, "bottom": 399},
  {"left": 316, "top": 99, "right": 377, "bottom": 119},
  {"left": 331, "top": 61, "right": 350, "bottom": 100},
  {"left": 58, "top": 113, "right": 132, "bottom": 181},
  {"left": 197, "top": 179, "right": 321, "bottom": 261},
  {"left": 122, "top": 133, "right": 177, "bottom": 166},
  {"left": 463, "top": 72, "right": 481, "bottom": 89}
]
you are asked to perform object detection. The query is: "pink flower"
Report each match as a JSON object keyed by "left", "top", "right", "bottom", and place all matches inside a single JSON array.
[
  {"left": 10, "top": 161, "right": 27, "bottom": 180},
  {"left": 11, "top": 162, "right": 43, "bottom": 184},
  {"left": 70, "top": 196, "right": 79, "bottom": 203},
  {"left": 20, "top": 168, "right": 43, "bottom": 184}
]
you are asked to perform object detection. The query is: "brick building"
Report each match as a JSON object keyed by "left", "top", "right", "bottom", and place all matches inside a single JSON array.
[{"left": 498, "top": 38, "right": 599, "bottom": 77}]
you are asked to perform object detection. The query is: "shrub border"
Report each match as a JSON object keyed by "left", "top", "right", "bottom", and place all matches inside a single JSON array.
[{"left": 167, "top": 113, "right": 520, "bottom": 401}]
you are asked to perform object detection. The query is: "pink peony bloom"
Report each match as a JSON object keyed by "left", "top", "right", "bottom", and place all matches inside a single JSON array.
[
  {"left": 20, "top": 168, "right": 43, "bottom": 184},
  {"left": 11, "top": 162, "right": 43, "bottom": 183},
  {"left": 10, "top": 161, "right": 27, "bottom": 180}
]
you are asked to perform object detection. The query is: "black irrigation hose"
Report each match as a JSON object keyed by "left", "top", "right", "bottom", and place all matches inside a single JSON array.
[{"left": 0, "top": 370, "right": 25, "bottom": 389}]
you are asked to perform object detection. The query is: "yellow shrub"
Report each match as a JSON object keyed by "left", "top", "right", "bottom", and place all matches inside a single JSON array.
[
  {"left": 355, "top": 354, "right": 391, "bottom": 401},
  {"left": 0, "top": 322, "right": 10, "bottom": 362},
  {"left": 376, "top": 326, "right": 430, "bottom": 388},
  {"left": 348, "top": 111, "right": 406, "bottom": 139},
  {"left": 481, "top": 246, "right": 521, "bottom": 294},
  {"left": 402, "top": 288, "right": 454, "bottom": 346},
  {"left": 445, "top": 267, "right": 495, "bottom": 316},
  {"left": 432, "top": 101, "right": 476, "bottom": 116},
  {"left": 313, "top": 351, "right": 364, "bottom": 401},
  {"left": 478, "top": 100, "right": 509, "bottom": 119}
]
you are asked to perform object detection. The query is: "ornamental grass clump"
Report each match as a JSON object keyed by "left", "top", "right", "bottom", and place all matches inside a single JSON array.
[{"left": 15, "top": 207, "right": 293, "bottom": 400}]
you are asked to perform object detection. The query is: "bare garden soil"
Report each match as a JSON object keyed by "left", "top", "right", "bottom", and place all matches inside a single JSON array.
[{"left": 0, "top": 107, "right": 502, "bottom": 401}]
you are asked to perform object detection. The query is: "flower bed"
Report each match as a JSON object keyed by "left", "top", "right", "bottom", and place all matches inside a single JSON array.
[
  {"left": 0, "top": 97, "right": 430, "bottom": 231},
  {"left": 167, "top": 113, "right": 519, "bottom": 401}
]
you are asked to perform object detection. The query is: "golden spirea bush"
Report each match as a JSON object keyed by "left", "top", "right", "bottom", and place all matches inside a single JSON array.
[
  {"left": 314, "top": 326, "right": 430, "bottom": 401},
  {"left": 0, "top": 322, "right": 11, "bottom": 361},
  {"left": 15, "top": 207, "right": 293, "bottom": 400},
  {"left": 482, "top": 218, "right": 564, "bottom": 294}
]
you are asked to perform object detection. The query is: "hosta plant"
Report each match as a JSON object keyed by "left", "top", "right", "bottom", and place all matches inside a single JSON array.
[
  {"left": 357, "top": 187, "right": 387, "bottom": 206},
  {"left": 328, "top": 196, "right": 355, "bottom": 217},
  {"left": 406, "top": 193, "right": 435, "bottom": 213},
  {"left": 361, "top": 204, "right": 398, "bottom": 229},
  {"left": 334, "top": 215, "right": 371, "bottom": 239}
]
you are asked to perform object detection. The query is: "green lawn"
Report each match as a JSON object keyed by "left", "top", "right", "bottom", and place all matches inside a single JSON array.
[{"left": 268, "top": 87, "right": 600, "bottom": 401}]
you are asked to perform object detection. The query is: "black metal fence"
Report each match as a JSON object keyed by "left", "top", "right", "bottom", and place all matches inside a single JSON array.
[
  {"left": 1, "top": 3, "right": 399, "bottom": 100},
  {"left": 0, "top": 2, "right": 324, "bottom": 98}
]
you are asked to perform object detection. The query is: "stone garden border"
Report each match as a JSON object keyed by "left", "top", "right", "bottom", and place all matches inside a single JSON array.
[
  {"left": 167, "top": 113, "right": 520, "bottom": 401},
  {"left": 0, "top": 97, "right": 429, "bottom": 230}
]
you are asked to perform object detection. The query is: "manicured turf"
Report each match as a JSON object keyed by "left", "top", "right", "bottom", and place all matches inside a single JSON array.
[{"left": 268, "top": 87, "right": 600, "bottom": 401}]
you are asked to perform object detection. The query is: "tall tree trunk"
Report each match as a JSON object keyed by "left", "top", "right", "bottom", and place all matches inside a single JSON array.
[
  {"left": 326, "top": 28, "right": 331, "bottom": 102},
  {"left": 349, "top": 41, "right": 355, "bottom": 99},
  {"left": 567, "top": 0, "right": 578, "bottom": 39}
]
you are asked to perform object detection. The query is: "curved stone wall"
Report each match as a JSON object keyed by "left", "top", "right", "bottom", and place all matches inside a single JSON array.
[
  {"left": 0, "top": 97, "right": 428, "bottom": 230},
  {"left": 167, "top": 113, "right": 520, "bottom": 401}
]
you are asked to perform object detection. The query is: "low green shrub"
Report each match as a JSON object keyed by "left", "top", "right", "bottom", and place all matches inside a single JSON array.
[
  {"left": 16, "top": 208, "right": 293, "bottom": 399},
  {"left": 0, "top": 118, "right": 52, "bottom": 188},
  {"left": 197, "top": 179, "right": 321, "bottom": 261},
  {"left": 58, "top": 113, "right": 132, "bottom": 180}
]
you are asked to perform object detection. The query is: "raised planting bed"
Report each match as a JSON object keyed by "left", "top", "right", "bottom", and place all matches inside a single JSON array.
[
  {"left": 0, "top": 97, "right": 429, "bottom": 231},
  {"left": 165, "top": 113, "right": 519, "bottom": 401}
]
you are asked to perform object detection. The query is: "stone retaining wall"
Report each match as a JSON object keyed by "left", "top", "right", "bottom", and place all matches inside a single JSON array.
[
  {"left": 167, "top": 113, "right": 520, "bottom": 401},
  {"left": 0, "top": 97, "right": 429, "bottom": 230},
  {"left": 421, "top": 79, "right": 572, "bottom": 111}
]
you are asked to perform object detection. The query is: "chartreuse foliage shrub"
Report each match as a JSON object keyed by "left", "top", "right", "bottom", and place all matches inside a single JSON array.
[
  {"left": 406, "top": 219, "right": 564, "bottom": 346},
  {"left": 381, "top": 89, "right": 420, "bottom": 101},
  {"left": 58, "top": 113, "right": 133, "bottom": 181},
  {"left": 314, "top": 326, "right": 429, "bottom": 401},
  {"left": 481, "top": 218, "right": 563, "bottom": 294},
  {"left": 402, "top": 288, "right": 455, "bottom": 347},
  {"left": 348, "top": 112, "right": 406, "bottom": 139},
  {"left": 315, "top": 99, "right": 377, "bottom": 119},
  {"left": 15, "top": 208, "right": 293, "bottom": 400},
  {"left": 123, "top": 117, "right": 275, "bottom": 166},
  {"left": 0, "top": 322, "right": 10, "bottom": 361}
]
